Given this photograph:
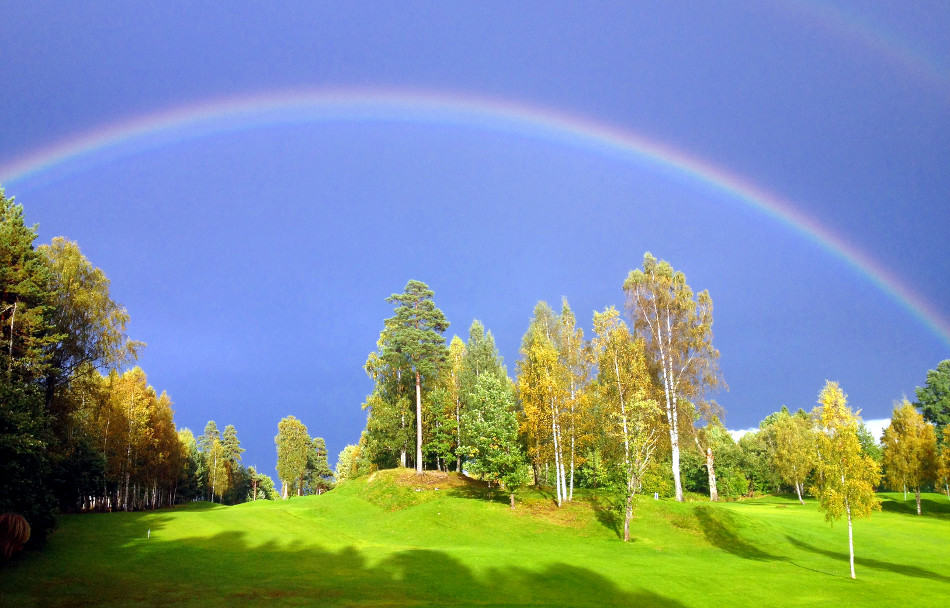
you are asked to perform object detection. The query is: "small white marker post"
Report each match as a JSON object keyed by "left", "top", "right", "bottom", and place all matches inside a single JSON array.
[{"left": 147, "top": 528, "right": 151, "bottom": 540}]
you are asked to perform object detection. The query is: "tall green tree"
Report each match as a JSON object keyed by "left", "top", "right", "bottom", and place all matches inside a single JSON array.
[
  {"left": 381, "top": 280, "right": 449, "bottom": 475},
  {"left": 305, "top": 437, "right": 334, "bottom": 494},
  {"left": 199, "top": 421, "right": 221, "bottom": 501},
  {"left": 221, "top": 424, "right": 245, "bottom": 497},
  {"left": 459, "top": 320, "right": 507, "bottom": 470},
  {"left": 623, "top": 252, "right": 721, "bottom": 502},
  {"left": 39, "top": 237, "right": 142, "bottom": 416},
  {"left": 915, "top": 360, "right": 950, "bottom": 437},
  {"left": 0, "top": 189, "right": 57, "bottom": 381},
  {"left": 459, "top": 373, "right": 526, "bottom": 508},
  {"left": 275, "top": 415, "right": 310, "bottom": 498},
  {"left": 882, "top": 400, "right": 937, "bottom": 515},
  {"left": 811, "top": 381, "right": 880, "bottom": 579}
]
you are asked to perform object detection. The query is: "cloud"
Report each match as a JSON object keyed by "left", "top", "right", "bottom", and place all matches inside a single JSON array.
[
  {"left": 728, "top": 428, "right": 758, "bottom": 442},
  {"left": 861, "top": 418, "right": 890, "bottom": 445},
  {"left": 728, "top": 418, "right": 891, "bottom": 445}
]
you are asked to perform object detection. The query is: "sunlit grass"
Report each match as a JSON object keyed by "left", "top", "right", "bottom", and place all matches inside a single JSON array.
[{"left": 3, "top": 470, "right": 949, "bottom": 606}]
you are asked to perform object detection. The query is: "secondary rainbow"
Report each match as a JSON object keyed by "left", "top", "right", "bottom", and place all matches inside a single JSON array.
[{"left": 1, "top": 87, "right": 947, "bottom": 347}]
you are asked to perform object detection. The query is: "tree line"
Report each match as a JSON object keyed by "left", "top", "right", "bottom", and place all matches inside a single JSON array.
[
  {"left": 338, "top": 258, "right": 950, "bottom": 576},
  {"left": 0, "top": 190, "right": 280, "bottom": 546}
]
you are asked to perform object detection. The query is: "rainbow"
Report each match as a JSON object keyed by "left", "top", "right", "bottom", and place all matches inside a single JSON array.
[
  {"left": 784, "top": 1, "right": 950, "bottom": 99},
  {"left": 1, "top": 87, "right": 948, "bottom": 347}
]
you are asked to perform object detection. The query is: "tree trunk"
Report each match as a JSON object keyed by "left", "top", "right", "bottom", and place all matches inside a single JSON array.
[
  {"left": 569, "top": 423, "right": 575, "bottom": 502},
  {"left": 569, "top": 381, "right": 575, "bottom": 502},
  {"left": 915, "top": 486, "right": 921, "bottom": 515},
  {"left": 623, "top": 480, "right": 634, "bottom": 542},
  {"left": 510, "top": 493, "right": 515, "bottom": 509},
  {"left": 456, "top": 396, "right": 462, "bottom": 473},
  {"left": 551, "top": 398, "right": 563, "bottom": 507},
  {"left": 415, "top": 371, "right": 423, "bottom": 475},
  {"left": 945, "top": 483, "right": 949, "bottom": 501},
  {"left": 846, "top": 498, "right": 855, "bottom": 579},
  {"left": 7, "top": 300, "right": 16, "bottom": 375},
  {"left": 706, "top": 447, "right": 718, "bottom": 502},
  {"left": 903, "top": 484, "right": 907, "bottom": 501},
  {"left": 795, "top": 481, "right": 804, "bottom": 505}
]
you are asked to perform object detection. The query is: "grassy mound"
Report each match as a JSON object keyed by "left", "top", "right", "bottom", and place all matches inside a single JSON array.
[{"left": 2, "top": 472, "right": 949, "bottom": 606}]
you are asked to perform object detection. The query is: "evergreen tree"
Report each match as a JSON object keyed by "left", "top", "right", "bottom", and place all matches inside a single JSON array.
[
  {"left": 199, "top": 421, "right": 221, "bottom": 501},
  {"left": 915, "top": 360, "right": 950, "bottom": 437},
  {"left": 275, "top": 415, "right": 310, "bottom": 497},
  {"left": 305, "top": 437, "right": 334, "bottom": 494},
  {"left": 460, "top": 373, "right": 526, "bottom": 508},
  {"left": 221, "top": 424, "right": 245, "bottom": 496},
  {"left": 380, "top": 280, "right": 449, "bottom": 474}
]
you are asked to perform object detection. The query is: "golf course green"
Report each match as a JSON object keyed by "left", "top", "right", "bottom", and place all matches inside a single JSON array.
[{"left": 2, "top": 470, "right": 948, "bottom": 607}]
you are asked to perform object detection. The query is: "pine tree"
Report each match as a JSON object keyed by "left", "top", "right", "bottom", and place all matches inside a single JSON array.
[{"left": 380, "top": 280, "right": 449, "bottom": 474}]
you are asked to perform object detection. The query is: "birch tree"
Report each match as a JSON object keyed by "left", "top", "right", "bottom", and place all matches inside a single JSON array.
[
  {"left": 517, "top": 306, "right": 569, "bottom": 506},
  {"left": 811, "top": 381, "right": 880, "bottom": 579},
  {"left": 592, "top": 307, "right": 660, "bottom": 541},
  {"left": 771, "top": 410, "right": 816, "bottom": 505},
  {"left": 447, "top": 336, "right": 466, "bottom": 472},
  {"left": 937, "top": 426, "right": 950, "bottom": 501},
  {"left": 558, "top": 299, "right": 592, "bottom": 501},
  {"left": 623, "top": 252, "right": 721, "bottom": 502},
  {"left": 882, "top": 400, "right": 937, "bottom": 515}
]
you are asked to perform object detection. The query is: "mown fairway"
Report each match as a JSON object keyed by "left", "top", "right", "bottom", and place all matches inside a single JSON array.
[{"left": 2, "top": 471, "right": 949, "bottom": 607}]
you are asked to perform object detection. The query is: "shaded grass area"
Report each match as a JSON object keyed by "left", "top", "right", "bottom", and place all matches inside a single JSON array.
[{"left": 2, "top": 473, "right": 949, "bottom": 607}]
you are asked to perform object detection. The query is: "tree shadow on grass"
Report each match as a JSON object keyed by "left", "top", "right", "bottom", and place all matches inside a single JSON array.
[
  {"left": 590, "top": 494, "right": 623, "bottom": 539},
  {"left": 692, "top": 506, "right": 781, "bottom": 561},
  {"left": 4, "top": 520, "right": 691, "bottom": 607},
  {"left": 879, "top": 496, "right": 950, "bottom": 519},
  {"left": 785, "top": 535, "right": 950, "bottom": 582}
]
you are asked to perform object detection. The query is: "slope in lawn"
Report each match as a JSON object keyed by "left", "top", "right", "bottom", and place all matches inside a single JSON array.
[{"left": 2, "top": 471, "right": 949, "bottom": 607}]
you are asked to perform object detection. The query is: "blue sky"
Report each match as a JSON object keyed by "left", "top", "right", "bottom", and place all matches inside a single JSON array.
[{"left": 2, "top": 2, "right": 948, "bottom": 479}]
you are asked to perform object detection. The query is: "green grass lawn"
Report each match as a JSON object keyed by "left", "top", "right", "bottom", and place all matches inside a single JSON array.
[{"left": 2, "top": 471, "right": 949, "bottom": 607}]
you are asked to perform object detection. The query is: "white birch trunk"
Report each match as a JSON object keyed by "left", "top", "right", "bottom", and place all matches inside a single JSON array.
[
  {"left": 915, "top": 487, "right": 921, "bottom": 515},
  {"left": 706, "top": 447, "right": 718, "bottom": 502},
  {"left": 415, "top": 372, "right": 423, "bottom": 474},
  {"left": 846, "top": 497, "right": 855, "bottom": 579},
  {"left": 795, "top": 481, "right": 804, "bottom": 505},
  {"left": 568, "top": 379, "right": 576, "bottom": 502},
  {"left": 551, "top": 398, "right": 563, "bottom": 506},
  {"left": 456, "top": 396, "right": 461, "bottom": 473}
]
